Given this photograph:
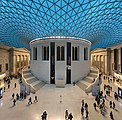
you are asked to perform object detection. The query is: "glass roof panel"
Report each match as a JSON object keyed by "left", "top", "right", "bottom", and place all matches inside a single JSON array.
[{"left": 0, "top": 0, "right": 122, "bottom": 49}]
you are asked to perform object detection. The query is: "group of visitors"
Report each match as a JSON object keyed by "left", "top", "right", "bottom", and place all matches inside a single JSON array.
[
  {"left": 11, "top": 91, "right": 38, "bottom": 106},
  {"left": 28, "top": 96, "right": 38, "bottom": 105},
  {"left": 41, "top": 111, "right": 47, "bottom": 120},
  {"left": 80, "top": 100, "right": 89, "bottom": 119},
  {"left": 65, "top": 110, "right": 73, "bottom": 120},
  {"left": 94, "top": 95, "right": 106, "bottom": 115},
  {"left": 109, "top": 101, "right": 115, "bottom": 109},
  {"left": 103, "top": 75, "right": 113, "bottom": 83},
  {"left": 11, "top": 93, "right": 19, "bottom": 106}
]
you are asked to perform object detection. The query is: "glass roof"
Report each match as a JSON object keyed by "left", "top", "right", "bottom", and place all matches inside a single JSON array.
[{"left": 0, "top": 0, "right": 122, "bottom": 50}]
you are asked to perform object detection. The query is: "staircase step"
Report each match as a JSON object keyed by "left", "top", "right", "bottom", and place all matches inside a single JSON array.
[
  {"left": 31, "top": 81, "right": 41, "bottom": 87},
  {"left": 80, "top": 81, "right": 90, "bottom": 86},
  {"left": 88, "top": 73, "right": 97, "bottom": 78},
  {"left": 26, "top": 77, "right": 38, "bottom": 84},
  {"left": 23, "top": 73, "right": 33, "bottom": 78},
  {"left": 90, "top": 70, "right": 98, "bottom": 74},
  {"left": 76, "top": 81, "right": 87, "bottom": 91},
  {"left": 23, "top": 70, "right": 31, "bottom": 74},
  {"left": 26, "top": 76, "right": 35, "bottom": 80},
  {"left": 83, "top": 77, "right": 93, "bottom": 84},
  {"left": 34, "top": 82, "right": 45, "bottom": 91},
  {"left": 85, "top": 76, "right": 93, "bottom": 80}
]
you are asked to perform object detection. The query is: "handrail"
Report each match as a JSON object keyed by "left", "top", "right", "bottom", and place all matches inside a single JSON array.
[
  {"left": 21, "top": 66, "right": 36, "bottom": 94},
  {"left": 85, "top": 66, "right": 101, "bottom": 94}
]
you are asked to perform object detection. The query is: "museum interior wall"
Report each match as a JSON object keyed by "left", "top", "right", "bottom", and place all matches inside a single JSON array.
[
  {"left": 0, "top": 44, "right": 30, "bottom": 77},
  {"left": 91, "top": 43, "right": 122, "bottom": 76}
]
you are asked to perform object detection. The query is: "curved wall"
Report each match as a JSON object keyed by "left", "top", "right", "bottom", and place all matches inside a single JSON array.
[{"left": 30, "top": 37, "right": 91, "bottom": 84}]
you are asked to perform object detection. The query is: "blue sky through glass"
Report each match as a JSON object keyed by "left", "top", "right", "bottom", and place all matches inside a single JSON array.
[{"left": 0, "top": 0, "right": 122, "bottom": 49}]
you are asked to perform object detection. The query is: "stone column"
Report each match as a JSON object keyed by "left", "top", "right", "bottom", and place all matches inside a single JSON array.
[
  {"left": 19, "top": 55, "right": 21, "bottom": 69},
  {"left": 103, "top": 55, "right": 105, "bottom": 74},
  {"left": 94, "top": 55, "right": 97, "bottom": 66},
  {"left": 9, "top": 48, "right": 14, "bottom": 76},
  {"left": 26, "top": 56, "right": 29, "bottom": 66},
  {"left": 107, "top": 48, "right": 111, "bottom": 75},
  {"left": 22, "top": 55, "right": 25, "bottom": 68},
  {"left": 99, "top": 55, "right": 101, "bottom": 72},
  {"left": 96, "top": 55, "right": 99, "bottom": 68}
]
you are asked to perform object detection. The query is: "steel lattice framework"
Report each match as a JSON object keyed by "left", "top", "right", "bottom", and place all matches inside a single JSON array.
[{"left": 0, "top": 0, "right": 122, "bottom": 49}]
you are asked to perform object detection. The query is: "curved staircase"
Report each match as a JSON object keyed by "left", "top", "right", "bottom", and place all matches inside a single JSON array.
[
  {"left": 76, "top": 66, "right": 101, "bottom": 95},
  {"left": 22, "top": 68, "right": 46, "bottom": 93}
]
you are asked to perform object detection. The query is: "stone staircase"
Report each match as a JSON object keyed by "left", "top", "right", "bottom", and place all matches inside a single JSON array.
[
  {"left": 76, "top": 67, "right": 98, "bottom": 92},
  {"left": 23, "top": 69, "right": 46, "bottom": 92}
]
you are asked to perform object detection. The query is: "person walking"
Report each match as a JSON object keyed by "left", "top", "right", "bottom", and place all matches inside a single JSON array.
[
  {"left": 97, "top": 98, "right": 100, "bottom": 106},
  {"left": 113, "top": 102, "right": 115, "bottom": 109},
  {"left": 68, "top": 113, "right": 73, "bottom": 120},
  {"left": 8, "top": 84, "right": 10, "bottom": 89},
  {"left": 34, "top": 96, "right": 38, "bottom": 103},
  {"left": 41, "top": 114, "right": 45, "bottom": 120},
  {"left": 81, "top": 100, "right": 84, "bottom": 107},
  {"left": 109, "top": 101, "right": 112, "bottom": 108},
  {"left": 13, "top": 99, "right": 16, "bottom": 106},
  {"left": 85, "top": 103, "right": 88, "bottom": 111},
  {"left": 16, "top": 93, "right": 19, "bottom": 100},
  {"left": 85, "top": 109, "right": 89, "bottom": 119},
  {"left": 93, "top": 102, "right": 97, "bottom": 110},
  {"left": 14, "top": 83, "right": 17, "bottom": 88},
  {"left": 110, "top": 111, "right": 114, "bottom": 120},
  {"left": 81, "top": 106, "right": 84, "bottom": 116},
  {"left": 12, "top": 93, "right": 15, "bottom": 99},
  {"left": 43, "top": 111, "right": 47, "bottom": 120},
  {"left": 28, "top": 97, "right": 32, "bottom": 105},
  {"left": 65, "top": 110, "right": 68, "bottom": 120}
]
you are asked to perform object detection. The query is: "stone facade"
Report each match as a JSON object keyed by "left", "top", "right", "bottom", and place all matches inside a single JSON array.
[
  {"left": 0, "top": 44, "right": 30, "bottom": 77},
  {"left": 91, "top": 43, "right": 122, "bottom": 75}
]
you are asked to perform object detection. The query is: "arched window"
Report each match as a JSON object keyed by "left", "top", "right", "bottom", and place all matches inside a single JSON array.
[
  {"left": 75, "top": 47, "right": 77, "bottom": 60},
  {"left": 72, "top": 46, "right": 79, "bottom": 61},
  {"left": 72, "top": 47, "right": 74, "bottom": 60},
  {"left": 44, "top": 47, "right": 46, "bottom": 60},
  {"left": 47, "top": 46, "right": 49, "bottom": 60},
  {"left": 57, "top": 46, "right": 65, "bottom": 61},
  {"left": 84, "top": 47, "right": 88, "bottom": 60},
  {"left": 57, "top": 46, "right": 60, "bottom": 60},
  {"left": 42, "top": 46, "right": 49, "bottom": 60},
  {"left": 33, "top": 47, "right": 37, "bottom": 60},
  {"left": 61, "top": 46, "right": 65, "bottom": 60}
]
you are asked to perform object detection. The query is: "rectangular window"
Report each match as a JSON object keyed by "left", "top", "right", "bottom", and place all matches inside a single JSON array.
[
  {"left": 42, "top": 46, "right": 49, "bottom": 60},
  {"left": 57, "top": 46, "right": 65, "bottom": 61},
  {"left": 0, "top": 64, "right": 2, "bottom": 73},
  {"left": 72, "top": 46, "right": 79, "bottom": 61},
  {"left": 6, "top": 63, "right": 8, "bottom": 71},
  {"left": 84, "top": 47, "right": 88, "bottom": 60},
  {"left": 33, "top": 47, "right": 37, "bottom": 60}
]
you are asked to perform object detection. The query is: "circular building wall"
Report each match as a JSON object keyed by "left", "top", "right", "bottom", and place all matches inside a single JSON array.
[{"left": 30, "top": 36, "right": 91, "bottom": 84}]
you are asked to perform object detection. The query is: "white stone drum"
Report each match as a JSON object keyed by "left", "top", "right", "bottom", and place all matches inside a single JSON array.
[{"left": 30, "top": 36, "right": 91, "bottom": 84}]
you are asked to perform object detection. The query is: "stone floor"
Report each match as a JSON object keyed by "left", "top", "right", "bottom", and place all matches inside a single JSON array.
[{"left": 0, "top": 77, "right": 122, "bottom": 120}]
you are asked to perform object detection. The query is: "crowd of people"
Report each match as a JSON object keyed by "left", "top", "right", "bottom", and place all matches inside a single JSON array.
[{"left": 1, "top": 73, "right": 121, "bottom": 120}]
